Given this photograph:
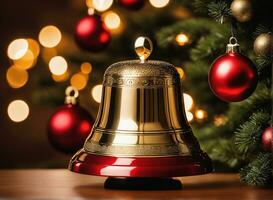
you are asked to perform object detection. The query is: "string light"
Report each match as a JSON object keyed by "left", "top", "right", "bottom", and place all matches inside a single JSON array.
[
  {"left": 81, "top": 62, "right": 92, "bottom": 74},
  {"left": 214, "top": 114, "right": 227, "bottom": 126},
  {"left": 6, "top": 66, "right": 29, "bottom": 89},
  {"left": 7, "top": 100, "right": 30, "bottom": 122},
  {"left": 92, "top": 0, "right": 113, "bottom": 11},
  {"left": 49, "top": 56, "right": 68, "bottom": 75},
  {"left": 39, "top": 25, "right": 62, "bottom": 48},
  {"left": 186, "top": 111, "right": 194, "bottom": 122},
  {"left": 175, "top": 33, "right": 190, "bottom": 46},
  {"left": 70, "top": 73, "right": 88, "bottom": 90},
  {"left": 91, "top": 84, "right": 102, "bottom": 103},
  {"left": 7, "top": 39, "right": 29, "bottom": 60},
  {"left": 102, "top": 11, "right": 121, "bottom": 30},
  {"left": 183, "top": 93, "right": 194, "bottom": 111},
  {"left": 195, "top": 109, "right": 207, "bottom": 121},
  {"left": 176, "top": 67, "right": 185, "bottom": 80},
  {"left": 149, "top": 0, "right": 170, "bottom": 8}
]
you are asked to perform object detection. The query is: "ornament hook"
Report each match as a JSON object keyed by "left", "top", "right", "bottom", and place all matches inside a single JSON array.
[
  {"left": 226, "top": 37, "right": 240, "bottom": 53},
  {"left": 134, "top": 36, "right": 153, "bottom": 63},
  {"left": 65, "top": 86, "right": 79, "bottom": 105}
]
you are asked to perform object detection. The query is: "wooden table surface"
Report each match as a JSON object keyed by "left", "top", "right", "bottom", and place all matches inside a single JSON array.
[{"left": 0, "top": 169, "right": 272, "bottom": 199}]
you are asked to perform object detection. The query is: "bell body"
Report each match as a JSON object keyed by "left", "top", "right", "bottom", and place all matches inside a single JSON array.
[{"left": 69, "top": 60, "right": 212, "bottom": 177}]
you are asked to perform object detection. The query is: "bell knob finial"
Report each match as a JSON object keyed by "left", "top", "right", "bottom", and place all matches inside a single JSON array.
[
  {"left": 134, "top": 36, "right": 153, "bottom": 63},
  {"left": 65, "top": 86, "right": 79, "bottom": 105}
]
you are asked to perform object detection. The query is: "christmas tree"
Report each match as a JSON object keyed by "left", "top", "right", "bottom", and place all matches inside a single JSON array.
[{"left": 3, "top": 0, "right": 272, "bottom": 186}]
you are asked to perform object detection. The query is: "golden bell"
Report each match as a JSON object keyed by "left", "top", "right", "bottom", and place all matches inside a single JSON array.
[{"left": 69, "top": 37, "right": 212, "bottom": 178}]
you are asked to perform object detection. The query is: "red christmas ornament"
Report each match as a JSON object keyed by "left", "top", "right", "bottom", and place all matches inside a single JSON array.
[
  {"left": 75, "top": 15, "right": 111, "bottom": 52},
  {"left": 261, "top": 126, "right": 273, "bottom": 152},
  {"left": 118, "top": 0, "right": 145, "bottom": 10},
  {"left": 208, "top": 37, "right": 257, "bottom": 102},
  {"left": 47, "top": 87, "right": 93, "bottom": 153}
]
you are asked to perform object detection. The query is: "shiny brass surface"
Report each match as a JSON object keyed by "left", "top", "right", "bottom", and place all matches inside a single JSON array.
[
  {"left": 84, "top": 60, "right": 202, "bottom": 157},
  {"left": 134, "top": 36, "right": 153, "bottom": 62}
]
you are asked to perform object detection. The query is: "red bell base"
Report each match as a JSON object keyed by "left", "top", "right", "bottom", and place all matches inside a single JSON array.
[{"left": 69, "top": 149, "right": 212, "bottom": 177}]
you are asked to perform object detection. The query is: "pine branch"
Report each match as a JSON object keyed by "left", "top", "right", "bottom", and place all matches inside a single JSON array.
[
  {"left": 208, "top": 1, "right": 231, "bottom": 23},
  {"left": 235, "top": 111, "right": 271, "bottom": 155},
  {"left": 240, "top": 153, "right": 273, "bottom": 187}
]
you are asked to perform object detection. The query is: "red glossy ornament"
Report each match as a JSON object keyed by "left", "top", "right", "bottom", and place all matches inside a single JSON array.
[
  {"left": 261, "top": 127, "right": 273, "bottom": 152},
  {"left": 118, "top": 0, "right": 145, "bottom": 10},
  {"left": 47, "top": 87, "right": 93, "bottom": 153},
  {"left": 75, "top": 15, "right": 111, "bottom": 52},
  {"left": 209, "top": 37, "right": 257, "bottom": 102}
]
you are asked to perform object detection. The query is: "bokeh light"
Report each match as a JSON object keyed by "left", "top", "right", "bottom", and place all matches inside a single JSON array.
[
  {"left": 176, "top": 67, "right": 185, "bottom": 80},
  {"left": 7, "top": 100, "right": 30, "bottom": 122},
  {"left": 70, "top": 73, "right": 88, "bottom": 90},
  {"left": 81, "top": 62, "right": 92, "bottom": 74},
  {"left": 195, "top": 109, "right": 207, "bottom": 121},
  {"left": 7, "top": 39, "right": 29, "bottom": 60},
  {"left": 13, "top": 50, "right": 36, "bottom": 70},
  {"left": 103, "top": 11, "right": 121, "bottom": 30},
  {"left": 49, "top": 56, "right": 68, "bottom": 75},
  {"left": 175, "top": 33, "right": 189, "bottom": 46},
  {"left": 186, "top": 111, "right": 194, "bottom": 122},
  {"left": 214, "top": 114, "right": 227, "bottom": 126},
  {"left": 52, "top": 71, "right": 69, "bottom": 82},
  {"left": 39, "top": 25, "right": 62, "bottom": 48},
  {"left": 149, "top": 0, "right": 170, "bottom": 8},
  {"left": 92, "top": 0, "right": 113, "bottom": 11},
  {"left": 27, "top": 39, "right": 40, "bottom": 58},
  {"left": 183, "top": 93, "right": 194, "bottom": 111},
  {"left": 91, "top": 84, "right": 102, "bottom": 103},
  {"left": 6, "top": 66, "right": 29, "bottom": 89}
]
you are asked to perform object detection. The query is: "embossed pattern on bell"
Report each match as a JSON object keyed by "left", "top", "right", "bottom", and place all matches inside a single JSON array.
[{"left": 84, "top": 60, "right": 202, "bottom": 157}]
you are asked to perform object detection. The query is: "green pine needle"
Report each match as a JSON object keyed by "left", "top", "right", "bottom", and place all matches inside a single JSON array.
[
  {"left": 207, "top": 1, "right": 231, "bottom": 23},
  {"left": 240, "top": 153, "right": 273, "bottom": 187}
]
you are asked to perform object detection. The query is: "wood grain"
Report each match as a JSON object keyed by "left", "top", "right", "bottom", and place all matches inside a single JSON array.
[{"left": 0, "top": 169, "right": 272, "bottom": 199}]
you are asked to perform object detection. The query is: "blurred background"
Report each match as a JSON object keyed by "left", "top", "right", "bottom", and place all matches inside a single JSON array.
[{"left": 0, "top": 0, "right": 272, "bottom": 186}]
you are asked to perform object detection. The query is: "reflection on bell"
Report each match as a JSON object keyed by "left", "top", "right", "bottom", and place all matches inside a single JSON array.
[{"left": 69, "top": 37, "right": 212, "bottom": 180}]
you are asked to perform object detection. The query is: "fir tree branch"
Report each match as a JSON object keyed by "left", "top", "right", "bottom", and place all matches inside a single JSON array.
[
  {"left": 235, "top": 112, "right": 271, "bottom": 155},
  {"left": 207, "top": 1, "right": 231, "bottom": 23},
  {"left": 240, "top": 153, "right": 273, "bottom": 186}
]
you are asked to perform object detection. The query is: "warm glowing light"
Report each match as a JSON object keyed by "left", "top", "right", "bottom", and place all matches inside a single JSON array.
[
  {"left": 92, "top": 84, "right": 102, "bottom": 103},
  {"left": 214, "top": 114, "right": 227, "bottom": 126},
  {"left": 117, "top": 119, "right": 139, "bottom": 131},
  {"left": 49, "top": 56, "right": 68, "bottom": 75},
  {"left": 27, "top": 39, "right": 40, "bottom": 58},
  {"left": 103, "top": 11, "right": 121, "bottom": 30},
  {"left": 7, "top": 39, "right": 29, "bottom": 60},
  {"left": 92, "top": 0, "right": 113, "bottom": 11},
  {"left": 175, "top": 33, "right": 189, "bottom": 46},
  {"left": 7, "top": 100, "right": 29, "bottom": 122},
  {"left": 186, "top": 111, "right": 194, "bottom": 122},
  {"left": 13, "top": 50, "right": 36, "bottom": 70},
  {"left": 149, "top": 0, "right": 169, "bottom": 8},
  {"left": 195, "top": 109, "right": 207, "bottom": 120},
  {"left": 183, "top": 93, "right": 194, "bottom": 111},
  {"left": 70, "top": 73, "right": 88, "bottom": 90},
  {"left": 6, "top": 66, "right": 29, "bottom": 89},
  {"left": 81, "top": 62, "right": 92, "bottom": 74},
  {"left": 176, "top": 67, "right": 185, "bottom": 79},
  {"left": 52, "top": 71, "right": 69, "bottom": 82},
  {"left": 113, "top": 134, "right": 138, "bottom": 144},
  {"left": 41, "top": 48, "right": 57, "bottom": 63},
  {"left": 39, "top": 25, "right": 62, "bottom": 48},
  {"left": 88, "top": 7, "right": 95, "bottom": 15}
]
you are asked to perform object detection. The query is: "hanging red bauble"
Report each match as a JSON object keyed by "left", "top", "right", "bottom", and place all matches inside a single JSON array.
[
  {"left": 208, "top": 37, "right": 257, "bottom": 102},
  {"left": 261, "top": 126, "right": 273, "bottom": 152},
  {"left": 47, "top": 87, "right": 93, "bottom": 153},
  {"left": 118, "top": 0, "right": 145, "bottom": 10},
  {"left": 75, "top": 14, "right": 111, "bottom": 52}
]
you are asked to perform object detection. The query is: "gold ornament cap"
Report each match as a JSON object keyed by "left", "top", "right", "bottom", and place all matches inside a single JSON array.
[
  {"left": 134, "top": 36, "right": 153, "bottom": 63},
  {"left": 65, "top": 86, "right": 79, "bottom": 105},
  {"left": 226, "top": 37, "right": 240, "bottom": 53}
]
